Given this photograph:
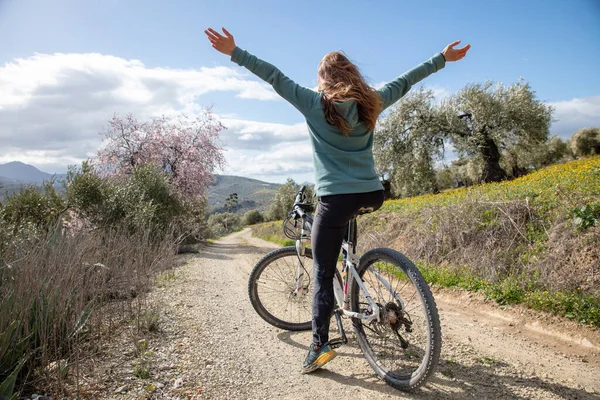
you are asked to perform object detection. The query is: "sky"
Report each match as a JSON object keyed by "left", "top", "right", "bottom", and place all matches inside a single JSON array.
[{"left": 0, "top": 0, "right": 599, "bottom": 183}]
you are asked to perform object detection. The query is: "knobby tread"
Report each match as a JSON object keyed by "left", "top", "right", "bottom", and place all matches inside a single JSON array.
[{"left": 350, "top": 248, "right": 442, "bottom": 391}]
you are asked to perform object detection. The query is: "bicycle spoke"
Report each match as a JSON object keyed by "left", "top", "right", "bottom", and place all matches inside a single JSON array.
[
  {"left": 254, "top": 250, "right": 314, "bottom": 325},
  {"left": 354, "top": 257, "right": 433, "bottom": 381}
]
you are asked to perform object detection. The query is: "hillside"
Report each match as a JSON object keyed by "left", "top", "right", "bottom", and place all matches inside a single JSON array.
[
  {"left": 0, "top": 162, "right": 67, "bottom": 200},
  {"left": 253, "top": 156, "right": 600, "bottom": 326},
  {"left": 0, "top": 162, "right": 281, "bottom": 210},
  {"left": 0, "top": 161, "right": 66, "bottom": 183},
  {"left": 207, "top": 174, "right": 280, "bottom": 213}
]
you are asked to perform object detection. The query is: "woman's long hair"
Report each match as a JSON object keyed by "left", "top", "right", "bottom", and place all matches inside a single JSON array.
[{"left": 317, "top": 51, "right": 382, "bottom": 135}]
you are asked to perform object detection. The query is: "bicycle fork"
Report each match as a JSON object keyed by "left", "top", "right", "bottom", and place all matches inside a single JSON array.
[{"left": 293, "top": 236, "right": 310, "bottom": 296}]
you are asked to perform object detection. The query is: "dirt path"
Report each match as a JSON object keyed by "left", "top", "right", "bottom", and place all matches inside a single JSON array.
[{"left": 86, "top": 228, "right": 600, "bottom": 399}]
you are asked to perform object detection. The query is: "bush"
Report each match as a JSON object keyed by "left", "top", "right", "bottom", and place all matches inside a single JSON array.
[
  {"left": 65, "top": 163, "right": 197, "bottom": 237},
  {"left": 0, "top": 225, "right": 176, "bottom": 397},
  {"left": 572, "top": 202, "right": 600, "bottom": 231},
  {"left": 0, "top": 160, "right": 213, "bottom": 396},
  {"left": 208, "top": 212, "right": 241, "bottom": 237},
  {"left": 570, "top": 127, "right": 600, "bottom": 158},
  {"left": 1, "top": 181, "right": 65, "bottom": 231},
  {"left": 242, "top": 209, "right": 264, "bottom": 226},
  {"left": 266, "top": 179, "right": 315, "bottom": 221}
]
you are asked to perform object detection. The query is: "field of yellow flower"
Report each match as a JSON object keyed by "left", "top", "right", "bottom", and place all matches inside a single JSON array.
[
  {"left": 375, "top": 156, "right": 600, "bottom": 327},
  {"left": 252, "top": 157, "right": 600, "bottom": 326},
  {"left": 382, "top": 155, "right": 600, "bottom": 215}
]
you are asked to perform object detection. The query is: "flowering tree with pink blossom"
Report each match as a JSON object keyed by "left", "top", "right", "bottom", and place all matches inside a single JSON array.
[{"left": 96, "top": 110, "right": 226, "bottom": 198}]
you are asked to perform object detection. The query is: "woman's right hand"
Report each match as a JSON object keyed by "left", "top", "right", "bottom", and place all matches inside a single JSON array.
[
  {"left": 442, "top": 41, "right": 471, "bottom": 62},
  {"left": 205, "top": 27, "right": 236, "bottom": 56}
]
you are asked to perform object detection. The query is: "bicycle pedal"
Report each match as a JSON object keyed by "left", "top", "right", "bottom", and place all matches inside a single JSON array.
[{"left": 328, "top": 339, "right": 344, "bottom": 349}]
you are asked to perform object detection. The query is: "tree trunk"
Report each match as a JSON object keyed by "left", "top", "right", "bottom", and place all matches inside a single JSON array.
[
  {"left": 380, "top": 177, "right": 393, "bottom": 199},
  {"left": 480, "top": 134, "right": 507, "bottom": 183}
]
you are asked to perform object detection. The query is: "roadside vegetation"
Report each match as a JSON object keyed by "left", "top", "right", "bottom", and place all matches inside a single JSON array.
[
  {"left": 0, "top": 111, "right": 224, "bottom": 398},
  {"left": 252, "top": 156, "right": 600, "bottom": 327}
]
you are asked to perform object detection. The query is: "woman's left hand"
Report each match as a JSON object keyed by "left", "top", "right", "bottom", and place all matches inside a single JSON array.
[
  {"left": 205, "top": 27, "right": 236, "bottom": 56},
  {"left": 442, "top": 41, "right": 471, "bottom": 62}
]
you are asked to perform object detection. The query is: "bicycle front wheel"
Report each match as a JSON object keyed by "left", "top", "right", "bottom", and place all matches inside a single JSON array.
[
  {"left": 248, "top": 246, "right": 315, "bottom": 331},
  {"left": 350, "top": 248, "right": 441, "bottom": 391}
]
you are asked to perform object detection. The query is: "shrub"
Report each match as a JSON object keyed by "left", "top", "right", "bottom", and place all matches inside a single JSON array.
[
  {"left": 266, "top": 179, "right": 315, "bottom": 221},
  {"left": 1, "top": 181, "right": 65, "bottom": 231},
  {"left": 572, "top": 202, "right": 600, "bottom": 231},
  {"left": 242, "top": 209, "right": 264, "bottom": 226},
  {"left": 570, "top": 127, "right": 600, "bottom": 158},
  {"left": 208, "top": 212, "right": 241, "bottom": 237},
  {"left": 0, "top": 225, "right": 176, "bottom": 397},
  {"left": 66, "top": 163, "right": 186, "bottom": 234}
]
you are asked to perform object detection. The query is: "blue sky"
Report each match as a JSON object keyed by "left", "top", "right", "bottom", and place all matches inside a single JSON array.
[{"left": 1, "top": 0, "right": 599, "bottom": 183}]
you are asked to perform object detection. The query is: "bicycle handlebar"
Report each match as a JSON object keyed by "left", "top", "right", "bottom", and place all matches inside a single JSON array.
[{"left": 294, "top": 186, "right": 306, "bottom": 204}]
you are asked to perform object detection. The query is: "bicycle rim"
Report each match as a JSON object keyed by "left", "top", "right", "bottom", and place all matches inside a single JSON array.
[
  {"left": 351, "top": 248, "right": 441, "bottom": 391},
  {"left": 248, "top": 247, "right": 314, "bottom": 330}
]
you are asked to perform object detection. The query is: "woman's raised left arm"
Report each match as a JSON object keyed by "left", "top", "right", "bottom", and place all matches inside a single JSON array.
[{"left": 205, "top": 27, "right": 319, "bottom": 115}]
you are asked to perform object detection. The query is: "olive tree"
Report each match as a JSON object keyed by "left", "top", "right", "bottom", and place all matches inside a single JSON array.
[
  {"left": 374, "top": 88, "right": 444, "bottom": 197},
  {"left": 440, "top": 80, "right": 553, "bottom": 183},
  {"left": 502, "top": 135, "right": 569, "bottom": 177},
  {"left": 569, "top": 127, "right": 600, "bottom": 158},
  {"left": 266, "top": 179, "right": 315, "bottom": 221}
]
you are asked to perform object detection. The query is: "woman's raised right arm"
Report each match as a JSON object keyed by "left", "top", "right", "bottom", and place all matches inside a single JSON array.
[{"left": 205, "top": 27, "right": 319, "bottom": 115}]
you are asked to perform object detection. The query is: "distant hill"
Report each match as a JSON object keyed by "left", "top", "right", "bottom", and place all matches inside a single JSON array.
[
  {"left": 0, "top": 162, "right": 280, "bottom": 212},
  {"left": 0, "top": 162, "right": 67, "bottom": 199},
  {"left": 0, "top": 161, "right": 66, "bottom": 183},
  {"left": 208, "top": 175, "right": 281, "bottom": 214}
]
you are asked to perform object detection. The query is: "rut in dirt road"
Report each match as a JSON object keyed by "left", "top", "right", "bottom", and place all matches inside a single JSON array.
[{"left": 89, "top": 228, "right": 600, "bottom": 399}]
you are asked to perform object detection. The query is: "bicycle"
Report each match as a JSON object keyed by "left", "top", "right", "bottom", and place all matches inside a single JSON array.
[{"left": 248, "top": 187, "right": 441, "bottom": 391}]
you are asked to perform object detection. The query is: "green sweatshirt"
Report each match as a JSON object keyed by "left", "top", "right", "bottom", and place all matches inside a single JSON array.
[{"left": 231, "top": 46, "right": 446, "bottom": 197}]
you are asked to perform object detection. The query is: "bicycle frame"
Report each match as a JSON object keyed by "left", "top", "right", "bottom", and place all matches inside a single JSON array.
[
  {"left": 292, "top": 208, "right": 388, "bottom": 324},
  {"left": 252, "top": 188, "right": 442, "bottom": 389}
]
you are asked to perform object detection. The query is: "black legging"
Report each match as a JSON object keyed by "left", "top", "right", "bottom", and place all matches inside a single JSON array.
[{"left": 311, "top": 190, "right": 385, "bottom": 346}]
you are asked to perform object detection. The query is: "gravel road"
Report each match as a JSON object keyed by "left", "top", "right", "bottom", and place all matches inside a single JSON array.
[{"left": 83, "top": 228, "right": 600, "bottom": 399}]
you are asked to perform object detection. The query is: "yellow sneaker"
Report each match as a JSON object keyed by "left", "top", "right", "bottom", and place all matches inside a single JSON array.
[{"left": 301, "top": 343, "right": 337, "bottom": 374}]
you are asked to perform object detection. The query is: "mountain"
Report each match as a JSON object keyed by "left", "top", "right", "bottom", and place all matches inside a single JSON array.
[
  {"left": 207, "top": 175, "right": 281, "bottom": 213},
  {"left": 0, "top": 162, "right": 68, "bottom": 199},
  {"left": 0, "top": 161, "right": 280, "bottom": 213},
  {"left": 0, "top": 161, "right": 66, "bottom": 183}
]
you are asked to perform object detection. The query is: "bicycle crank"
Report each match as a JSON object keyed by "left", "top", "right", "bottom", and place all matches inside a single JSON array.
[{"left": 328, "top": 309, "right": 348, "bottom": 349}]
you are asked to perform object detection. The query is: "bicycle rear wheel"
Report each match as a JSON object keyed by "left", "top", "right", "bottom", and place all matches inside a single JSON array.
[{"left": 350, "top": 248, "right": 441, "bottom": 391}]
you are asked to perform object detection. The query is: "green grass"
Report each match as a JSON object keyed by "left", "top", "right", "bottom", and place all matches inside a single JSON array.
[
  {"left": 250, "top": 158, "right": 600, "bottom": 328},
  {"left": 377, "top": 157, "right": 600, "bottom": 327},
  {"left": 250, "top": 221, "right": 295, "bottom": 246},
  {"left": 258, "top": 234, "right": 295, "bottom": 247},
  {"left": 252, "top": 222, "right": 600, "bottom": 327},
  {"left": 415, "top": 262, "right": 600, "bottom": 327}
]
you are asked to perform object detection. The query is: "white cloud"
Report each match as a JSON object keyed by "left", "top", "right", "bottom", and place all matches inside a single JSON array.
[
  {"left": 549, "top": 96, "right": 600, "bottom": 138},
  {"left": 223, "top": 141, "right": 314, "bottom": 183},
  {"left": 218, "top": 118, "right": 307, "bottom": 150},
  {"left": 0, "top": 52, "right": 308, "bottom": 178}
]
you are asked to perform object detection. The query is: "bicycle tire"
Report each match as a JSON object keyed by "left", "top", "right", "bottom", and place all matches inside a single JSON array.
[
  {"left": 350, "top": 248, "right": 441, "bottom": 391},
  {"left": 248, "top": 246, "right": 341, "bottom": 331}
]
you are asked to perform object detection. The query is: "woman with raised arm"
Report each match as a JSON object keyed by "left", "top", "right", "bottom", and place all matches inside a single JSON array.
[{"left": 205, "top": 27, "right": 470, "bottom": 374}]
